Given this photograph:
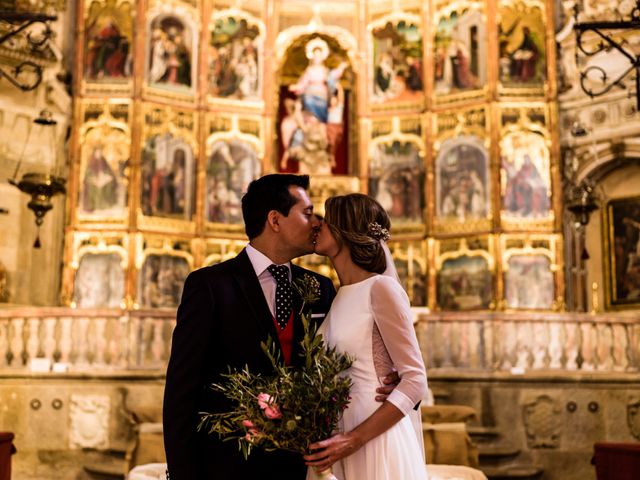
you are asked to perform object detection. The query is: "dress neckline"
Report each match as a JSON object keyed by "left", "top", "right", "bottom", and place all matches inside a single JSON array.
[{"left": 338, "top": 273, "right": 379, "bottom": 289}]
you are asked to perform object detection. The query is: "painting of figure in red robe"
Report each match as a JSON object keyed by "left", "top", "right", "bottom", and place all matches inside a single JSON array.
[{"left": 84, "top": 1, "right": 134, "bottom": 81}]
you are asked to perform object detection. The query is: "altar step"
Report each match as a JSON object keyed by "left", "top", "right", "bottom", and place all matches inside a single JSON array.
[
  {"left": 481, "top": 465, "right": 544, "bottom": 480},
  {"left": 80, "top": 447, "right": 128, "bottom": 480},
  {"left": 467, "top": 425, "right": 501, "bottom": 443},
  {"left": 478, "top": 444, "right": 521, "bottom": 464}
]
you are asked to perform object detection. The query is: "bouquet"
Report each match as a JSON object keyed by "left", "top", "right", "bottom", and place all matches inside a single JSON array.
[{"left": 199, "top": 275, "right": 353, "bottom": 478}]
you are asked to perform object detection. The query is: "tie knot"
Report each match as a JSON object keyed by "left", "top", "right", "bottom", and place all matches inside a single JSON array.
[{"left": 267, "top": 264, "right": 290, "bottom": 284}]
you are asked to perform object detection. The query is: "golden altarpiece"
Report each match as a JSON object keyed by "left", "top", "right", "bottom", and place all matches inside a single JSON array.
[{"left": 63, "top": 0, "right": 563, "bottom": 315}]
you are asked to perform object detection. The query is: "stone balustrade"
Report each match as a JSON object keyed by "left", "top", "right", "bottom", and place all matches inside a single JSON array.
[
  {"left": 415, "top": 311, "right": 640, "bottom": 373},
  {"left": 0, "top": 307, "right": 638, "bottom": 374},
  {"left": 0, "top": 308, "right": 175, "bottom": 372}
]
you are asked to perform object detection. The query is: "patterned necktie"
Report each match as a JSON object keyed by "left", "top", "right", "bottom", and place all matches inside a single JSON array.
[{"left": 267, "top": 264, "right": 293, "bottom": 330}]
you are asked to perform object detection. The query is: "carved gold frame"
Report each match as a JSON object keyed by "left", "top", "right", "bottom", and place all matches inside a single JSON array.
[
  {"left": 206, "top": 8, "right": 266, "bottom": 110},
  {"left": 433, "top": 235, "right": 497, "bottom": 311},
  {"left": 367, "top": 10, "right": 425, "bottom": 114},
  {"left": 432, "top": 106, "right": 492, "bottom": 234},
  {"left": 79, "top": 0, "right": 136, "bottom": 96},
  {"left": 133, "top": 233, "right": 195, "bottom": 309},
  {"left": 498, "top": 103, "right": 555, "bottom": 232},
  {"left": 75, "top": 107, "right": 132, "bottom": 227},
  {"left": 368, "top": 116, "right": 426, "bottom": 235},
  {"left": 63, "top": 232, "right": 130, "bottom": 308},
  {"left": 499, "top": 233, "right": 562, "bottom": 311},
  {"left": 142, "top": 0, "right": 200, "bottom": 103},
  {"left": 204, "top": 113, "right": 264, "bottom": 235},
  {"left": 431, "top": 0, "right": 490, "bottom": 106},
  {"left": 137, "top": 103, "right": 199, "bottom": 234},
  {"left": 496, "top": 0, "right": 550, "bottom": 99},
  {"left": 388, "top": 239, "right": 429, "bottom": 307}
]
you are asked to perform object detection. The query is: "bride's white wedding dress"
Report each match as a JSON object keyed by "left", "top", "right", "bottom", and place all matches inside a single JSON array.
[{"left": 307, "top": 274, "right": 428, "bottom": 480}]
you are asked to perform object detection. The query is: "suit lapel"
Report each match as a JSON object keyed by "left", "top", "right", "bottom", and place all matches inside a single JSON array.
[{"left": 231, "top": 250, "right": 280, "bottom": 348}]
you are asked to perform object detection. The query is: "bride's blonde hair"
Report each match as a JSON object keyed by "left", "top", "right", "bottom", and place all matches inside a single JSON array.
[{"left": 324, "top": 194, "right": 391, "bottom": 274}]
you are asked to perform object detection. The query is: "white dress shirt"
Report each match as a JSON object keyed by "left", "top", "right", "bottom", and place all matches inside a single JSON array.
[{"left": 245, "top": 244, "right": 292, "bottom": 318}]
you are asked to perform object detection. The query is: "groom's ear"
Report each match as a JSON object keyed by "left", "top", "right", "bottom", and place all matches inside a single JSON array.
[{"left": 266, "top": 210, "right": 281, "bottom": 233}]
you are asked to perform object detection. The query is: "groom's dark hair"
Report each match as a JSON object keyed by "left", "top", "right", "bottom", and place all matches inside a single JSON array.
[{"left": 242, "top": 174, "right": 310, "bottom": 239}]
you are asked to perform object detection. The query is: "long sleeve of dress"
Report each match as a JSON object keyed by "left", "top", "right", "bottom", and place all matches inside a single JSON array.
[{"left": 370, "top": 275, "right": 427, "bottom": 416}]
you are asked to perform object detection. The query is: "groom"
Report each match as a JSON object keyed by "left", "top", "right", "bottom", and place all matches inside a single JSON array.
[{"left": 163, "top": 174, "right": 397, "bottom": 479}]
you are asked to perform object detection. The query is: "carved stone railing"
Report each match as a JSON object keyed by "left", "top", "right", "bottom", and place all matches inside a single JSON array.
[
  {"left": 415, "top": 311, "right": 640, "bottom": 373},
  {"left": 0, "top": 307, "right": 176, "bottom": 372},
  {"left": 0, "top": 307, "right": 639, "bottom": 374}
]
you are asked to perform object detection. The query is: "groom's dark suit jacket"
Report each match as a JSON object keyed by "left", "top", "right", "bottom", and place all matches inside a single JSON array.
[{"left": 163, "top": 249, "right": 336, "bottom": 480}]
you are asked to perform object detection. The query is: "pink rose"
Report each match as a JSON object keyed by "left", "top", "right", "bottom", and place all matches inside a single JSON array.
[
  {"left": 264, "top": 404, "right": 282, "bottom": 419},
  {"left": 245, "top": 427, "right": 261, "bottom": 441},
  {"left": 242, "top": 419, "right": 255, "bottom": 428},
  {"left": 257, "top": 393, "right": 273, "bottom": 410},
  {"left": 257, "top": 392, "right": 282, "bottom": 419}
]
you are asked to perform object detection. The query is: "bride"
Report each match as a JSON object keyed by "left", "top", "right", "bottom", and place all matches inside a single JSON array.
[{"left": 305, "top": 193, "right": 428, "bottom": 480}]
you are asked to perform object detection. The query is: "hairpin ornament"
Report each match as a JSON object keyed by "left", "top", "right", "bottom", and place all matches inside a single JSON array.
[{"left": 367, "top": 222, "right": 390, "bottom": 242}]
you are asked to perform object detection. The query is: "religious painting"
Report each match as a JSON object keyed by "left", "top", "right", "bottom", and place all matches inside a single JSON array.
[
  {"left": 603, "top": 196, "right": 640, "bottom": 309},
  {"left": 84, "top": 0, "right": 133, "bottom": 82},
  {"left": 504, "top": 254, "right": 554, "bottom": 309},
  {"left": 73, "top": 252, "right": 125, "bottom": 308},
  {"left": 141, "top": 133, "right": 195, "bottom": 220},
  {"left": 138, "top": 254, "right": 190, "bottom": 308},
  {"left": 500, "top": 130, "right": 551, "bottom": 220},
  {"left": 278, "top": 36, "right": 351, "bottom": 175},
  {"left": 434, "top": 6, "right": 486, "bottom": 95},
  {"left": 394, "top": 257, "right": 427, "bottom": 306},
  {"left": 498, "top": 1, "right": 546, "bottom": 87},
  {"left": 437, "top": 255, "right": 493, "bottom": 310},
  {"left": 371, "top": 16, "right": 424, "bottom": 104},
  {"left": 147, "top": 13, "right": 195, "bottom": 91},
  {"left": 208, "top": 14, "right": 261, "bottom": 101},
  {"left": 78, "top": 125, "right": 129, "bottom": 217},
  {"left": 206, "top": 139, "right": 261, "bottom": 224},
  {"left": 436, "top": 136, "right": 489, "bottom": 222},
  {"left": 369, "top": 141, "right": 424, "bottom": 224}
]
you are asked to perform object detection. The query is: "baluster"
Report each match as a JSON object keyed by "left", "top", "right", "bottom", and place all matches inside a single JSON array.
[
  {"left": 107, "top": 317, "right": 120, "bottom": 367},
  {"left": 501, "top": 321, "right": 516, "bottom": 370},
  {"left": 483, "top": 319, "right": 494, "bottom": 370},
  {"left": 629, "top": 324, "right": 640, "bottom": 371},
  {"left": 468, "top": 321, "right": 481, "bottom": 369},
  {"left": 458, "top": 322, "right": 470, "bottom": 368},
  {"left": 26, "top": 318, "right": 41, "bottom": 363},
  {"left": 128, "top": 315, "right": 141, "bottom": 368},
  {"left": 43, "top": 317, "right": 57, "bottom": 363},
  {"left": 10, "top": 317, "right": 24, "bottom": 367},
  {"left": 440, "top": 322, "right": 453, "bottom": 367},
  {"left": 612, "top": 323, "right": 629, "bottom": 372},
  {"left": 150, "top": 318, "right": 164, "bottom": 365},
  {"left": 76, "top": 317, "right": 90, "bottom": 366},
  {"left": 94, "top": 318, "right": 107, "bottom": 365},
  {"left": 564, "top": 322, "right": 579, "bottom": 370},
  {"left": 596, "top": 323, "right": 614, "bottom": 371},
  {"left": 548, "top": 322, "right": 563, "bottom": 369},
  {"left": 0, "top": 319, "right": 9, "bottom": 367},
  {"left": 581, "top": 322, "right": 595, "bottom": 371},
  {"left": 532, "top": 322, "right": 549, "bottom": 370},
  {"left": 515, "top": 321, "right": 532, "bottom": 369},
  {"left": 59, "top": 317, "right": 72, "bottom": 364}
]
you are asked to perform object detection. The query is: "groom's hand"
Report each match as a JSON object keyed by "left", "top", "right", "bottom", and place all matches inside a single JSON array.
[{"left": 375, "top": 371, "right": 400, "bottom": 402}]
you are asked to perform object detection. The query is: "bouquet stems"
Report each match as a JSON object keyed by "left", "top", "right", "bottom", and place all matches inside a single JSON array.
[{"left": 316, "top": 468, "right": 338, "bottom": 480}]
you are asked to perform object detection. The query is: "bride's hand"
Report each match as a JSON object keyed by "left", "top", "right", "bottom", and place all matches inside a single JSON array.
[{"left": 303, "top": 432, "right": 364, "bottom": 472}]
